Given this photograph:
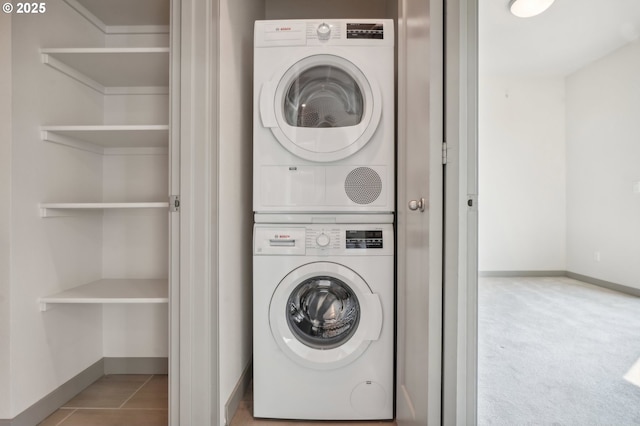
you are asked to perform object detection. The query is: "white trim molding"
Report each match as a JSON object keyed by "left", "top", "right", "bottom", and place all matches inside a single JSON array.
[
  {"left": 176, "top": 0, "right": 220, "bottom": 424},
  {"left": 443, "top": 0, "right": 479, "bottom": 425}
]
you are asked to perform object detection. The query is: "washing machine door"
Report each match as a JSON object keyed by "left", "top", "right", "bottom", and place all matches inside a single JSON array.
[
  {"left": 259, "top": 54, "right": 382, "bottom": 162},
  {"left": 269, "top": 262, "right": 383, "bottom": 370}
]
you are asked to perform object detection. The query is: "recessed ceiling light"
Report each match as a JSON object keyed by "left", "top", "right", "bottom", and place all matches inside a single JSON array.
[{"left": 509, "top": 0, "right": 555, "bottom": 18}]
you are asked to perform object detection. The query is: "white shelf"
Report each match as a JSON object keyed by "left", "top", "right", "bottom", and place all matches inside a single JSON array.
[
  {"left": 41, "top": 47, "right": 169, "bottom": 95},
  {"left": 39, "top": 202, "right": 169, "bottom": 218},
  {"left": 41, "top": 125, "right": 169, "bottom": 154},
  {"left": 63, "top": 0, "right": 170, "bottom": 35},
  {"left": 39, "top": 278, "right": 168, "bottom": 311}
]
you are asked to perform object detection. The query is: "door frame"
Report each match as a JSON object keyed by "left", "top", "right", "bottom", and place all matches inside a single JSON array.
[
  {"left": 395, "top": 0, "right": 445, "bottom": 424},
  {"left": 171, "top": 0, "right": 479, "bottom": 423},
  {"left": 442, "top": 0, "right": 479, "bottom": 424},
  {"left": 171, "top": 0, "right": 220, "bottom": 424}
]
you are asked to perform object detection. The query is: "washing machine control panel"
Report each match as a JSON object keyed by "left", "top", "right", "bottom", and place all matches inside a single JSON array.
[
  {"left": 304, "top": 227, "right": 387, "bottom": 252},
  {"left": 254, "top": 224, "right": 393, "bottom": 256}
]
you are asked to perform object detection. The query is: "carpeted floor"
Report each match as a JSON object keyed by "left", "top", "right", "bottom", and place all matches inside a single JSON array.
[{"left": 478, "top": 276, "right": 640, "bottom": 426}]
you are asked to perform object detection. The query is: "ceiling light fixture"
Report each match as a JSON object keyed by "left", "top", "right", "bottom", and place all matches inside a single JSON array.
[{"left": 509, "top": 0, "right": 555, "bottom": 18}]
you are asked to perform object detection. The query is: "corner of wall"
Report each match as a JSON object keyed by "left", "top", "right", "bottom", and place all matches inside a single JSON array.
[
  {"left": 218, "top": 2, "right": 262, "bottom": 425},
  {"left": 564, "top": 40, "right": 640, "bottom": 290},
  {"left": 223, "top": 362, "right": 252, "bottom": 425},
  {"left": 8, "top": 2, "right": 106, "bottom": 417},
  {"left": 0, "top": 12, "right": 12, "bottom": 420}
]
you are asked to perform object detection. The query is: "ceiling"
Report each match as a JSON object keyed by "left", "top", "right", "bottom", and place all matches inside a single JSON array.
[{"left": 480, "top": 0, "right": 640, "bottom": 76}]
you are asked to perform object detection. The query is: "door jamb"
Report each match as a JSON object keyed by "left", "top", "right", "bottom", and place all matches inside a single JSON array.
[
  {"left": 442, "top": 0, "right": 479, "bottom": 424},
  {"left": 172, "top": 0, "right": 220, "bottom": 424}
]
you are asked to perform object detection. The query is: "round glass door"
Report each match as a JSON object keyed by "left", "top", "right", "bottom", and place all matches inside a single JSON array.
[
  {"left": 286, "top": 276, "right": 360, "bottom": 350},
  {"left": 269, "top": 262, "right": 383, "bottom": 370},
  {"left": 263, "top": 54, "right": 382, "bottom": 162},
  {"left": 283, "top": 65, "right": 364, "bottom": 129}
]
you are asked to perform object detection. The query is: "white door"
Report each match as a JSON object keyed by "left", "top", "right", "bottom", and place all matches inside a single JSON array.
[
  {"left": 396, "top": 0, "right": 479, "bottom": 424},
  {"left": 396, "top": 0, "right": 445, "bottom": 425}
]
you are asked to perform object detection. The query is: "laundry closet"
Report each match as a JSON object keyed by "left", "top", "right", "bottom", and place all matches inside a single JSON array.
[
  {"left": 1, "top": 0, "right": 457, "bottom": 423},
  {"left": 218, "top": 0, "right": 399, "bottom": 425}
]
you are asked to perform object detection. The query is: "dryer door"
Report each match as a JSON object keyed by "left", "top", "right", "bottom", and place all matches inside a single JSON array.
[
  {"left": 260, "top": 54, "right": 382, "bottom": 162},
  {"left": 269, "top": 262, "right": 383, "bottom": 370}
]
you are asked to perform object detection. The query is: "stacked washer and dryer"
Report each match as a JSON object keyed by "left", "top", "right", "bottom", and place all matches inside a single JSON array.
[{"left": 252, "top": 19, "right": 395, "bottom": 421}]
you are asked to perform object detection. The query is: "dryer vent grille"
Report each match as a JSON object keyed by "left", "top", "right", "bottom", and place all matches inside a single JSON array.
[{"left": 344, "top": 167, "right": 382, "bottom": 205}]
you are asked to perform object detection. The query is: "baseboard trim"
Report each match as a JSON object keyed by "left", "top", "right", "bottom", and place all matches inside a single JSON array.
[
  {"left": 224, "top": 362, "right": 252, "bottom": 426},
  {"left": 4, "top": 359, "right": 104, "bottom": 426},
  {"left": 478, "top": 270, "right": 565, "bottom": 277},
  {"left": 398, "top": 384, "right": 416, "bottom": 421},
  {"left": 566, "top": 272, "right": 640, "bottom": 298},
  {"left": 479, "top": 270, "right": 640, "bottom": 298},
  {"left": 1, "top": 357, "right": 168, "bottom": 425},
  {"left": 104, "top": 357, "right": 168, "bottom": 374}
]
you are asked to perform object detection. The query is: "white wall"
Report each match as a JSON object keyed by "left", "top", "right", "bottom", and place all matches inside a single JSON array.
[
  {"left": 478, "top": 76, "right": 566, "bottom": 272},
  {"left": 0, "top": 12, "right": 12, "bottom": 420},
  {"left": 101, "top": 153, "right": 169, "bottom": 357},
  {"left": 218, "top": 0, "right": 263, "bottom": 423},
  {"left": 265, "top": 0, "right": 388, "bottom": 19},
  {"left": 565, "top": 40, "right": 640, "bottom": 290},
  {"left": 9, "top": 3, "right": 105, "bottom": 417}
]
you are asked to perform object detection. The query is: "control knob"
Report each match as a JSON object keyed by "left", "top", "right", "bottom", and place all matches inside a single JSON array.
[
  {"left": 316, "top": 233, "right": 330, "bottom": 247},
  {"left": 317, "top": 23, "right": 331, "bottom": 40}
]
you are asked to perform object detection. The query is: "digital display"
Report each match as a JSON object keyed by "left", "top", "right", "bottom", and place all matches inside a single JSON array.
[
  {"left": 346, "top": 230, "right": 382, "bottom": 239},
  {"left": 346, "top": 230, "right": 383, "bottom": 249},
  {"left": 346, "top": 23, "right": 384, "bottom": 39}
]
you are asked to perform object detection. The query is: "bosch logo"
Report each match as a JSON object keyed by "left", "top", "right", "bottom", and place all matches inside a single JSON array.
[
  {"left": 274, "top": 234, "right": 291, "bottom": 239},
  {"left": 276, "top": 27, "right": 292, "bottom": 31}
]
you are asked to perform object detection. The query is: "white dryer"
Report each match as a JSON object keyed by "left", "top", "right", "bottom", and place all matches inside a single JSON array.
[
  {"left": 253, "top": 222, "right": 394, "bottom": 420},
  {"left": 253, "top": 19, "right": 395, "bottom": 214}
]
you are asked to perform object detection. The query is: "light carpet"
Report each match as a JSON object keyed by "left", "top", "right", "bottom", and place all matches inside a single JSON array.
[{"left": 478, "top": 276, "right": 640, "bottom": 425}]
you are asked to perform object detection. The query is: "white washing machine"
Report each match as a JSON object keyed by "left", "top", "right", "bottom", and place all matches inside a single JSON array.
[
  {"left": 253, "top": 222, "right": 394, "bottom": 420},
  {"left": 253, "top": 19, "right": 395, "bottom": 214}
]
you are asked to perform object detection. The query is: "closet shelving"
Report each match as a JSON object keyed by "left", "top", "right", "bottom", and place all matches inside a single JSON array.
[
  {"left": 41, "top": 47, "right": 170, "bottom": 95},
  {"left": 39, "top": 279, "right": 168, "bottom": 311},
  {"left": 39, "top": 202, "right": 170, "bottom": 218},
  {"left": 38, "top": 0, "right": 171, "bottom": 310},
  {"left": 41, "top": 125, "right": 169, "bottom": 154},
  {"left": 63, "top": 0, "right": 170, "bottom": 35}
]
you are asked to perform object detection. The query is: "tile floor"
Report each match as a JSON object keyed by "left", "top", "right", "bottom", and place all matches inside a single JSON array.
[
  {"left": 229, "top": 382, "right": 397, "bottom": 426},
  {"left": 39, "top": 375, "right": 396, "bottom": 426},
  {"left": 38, "top": 374, "right": 168, "bottom": 426}
]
